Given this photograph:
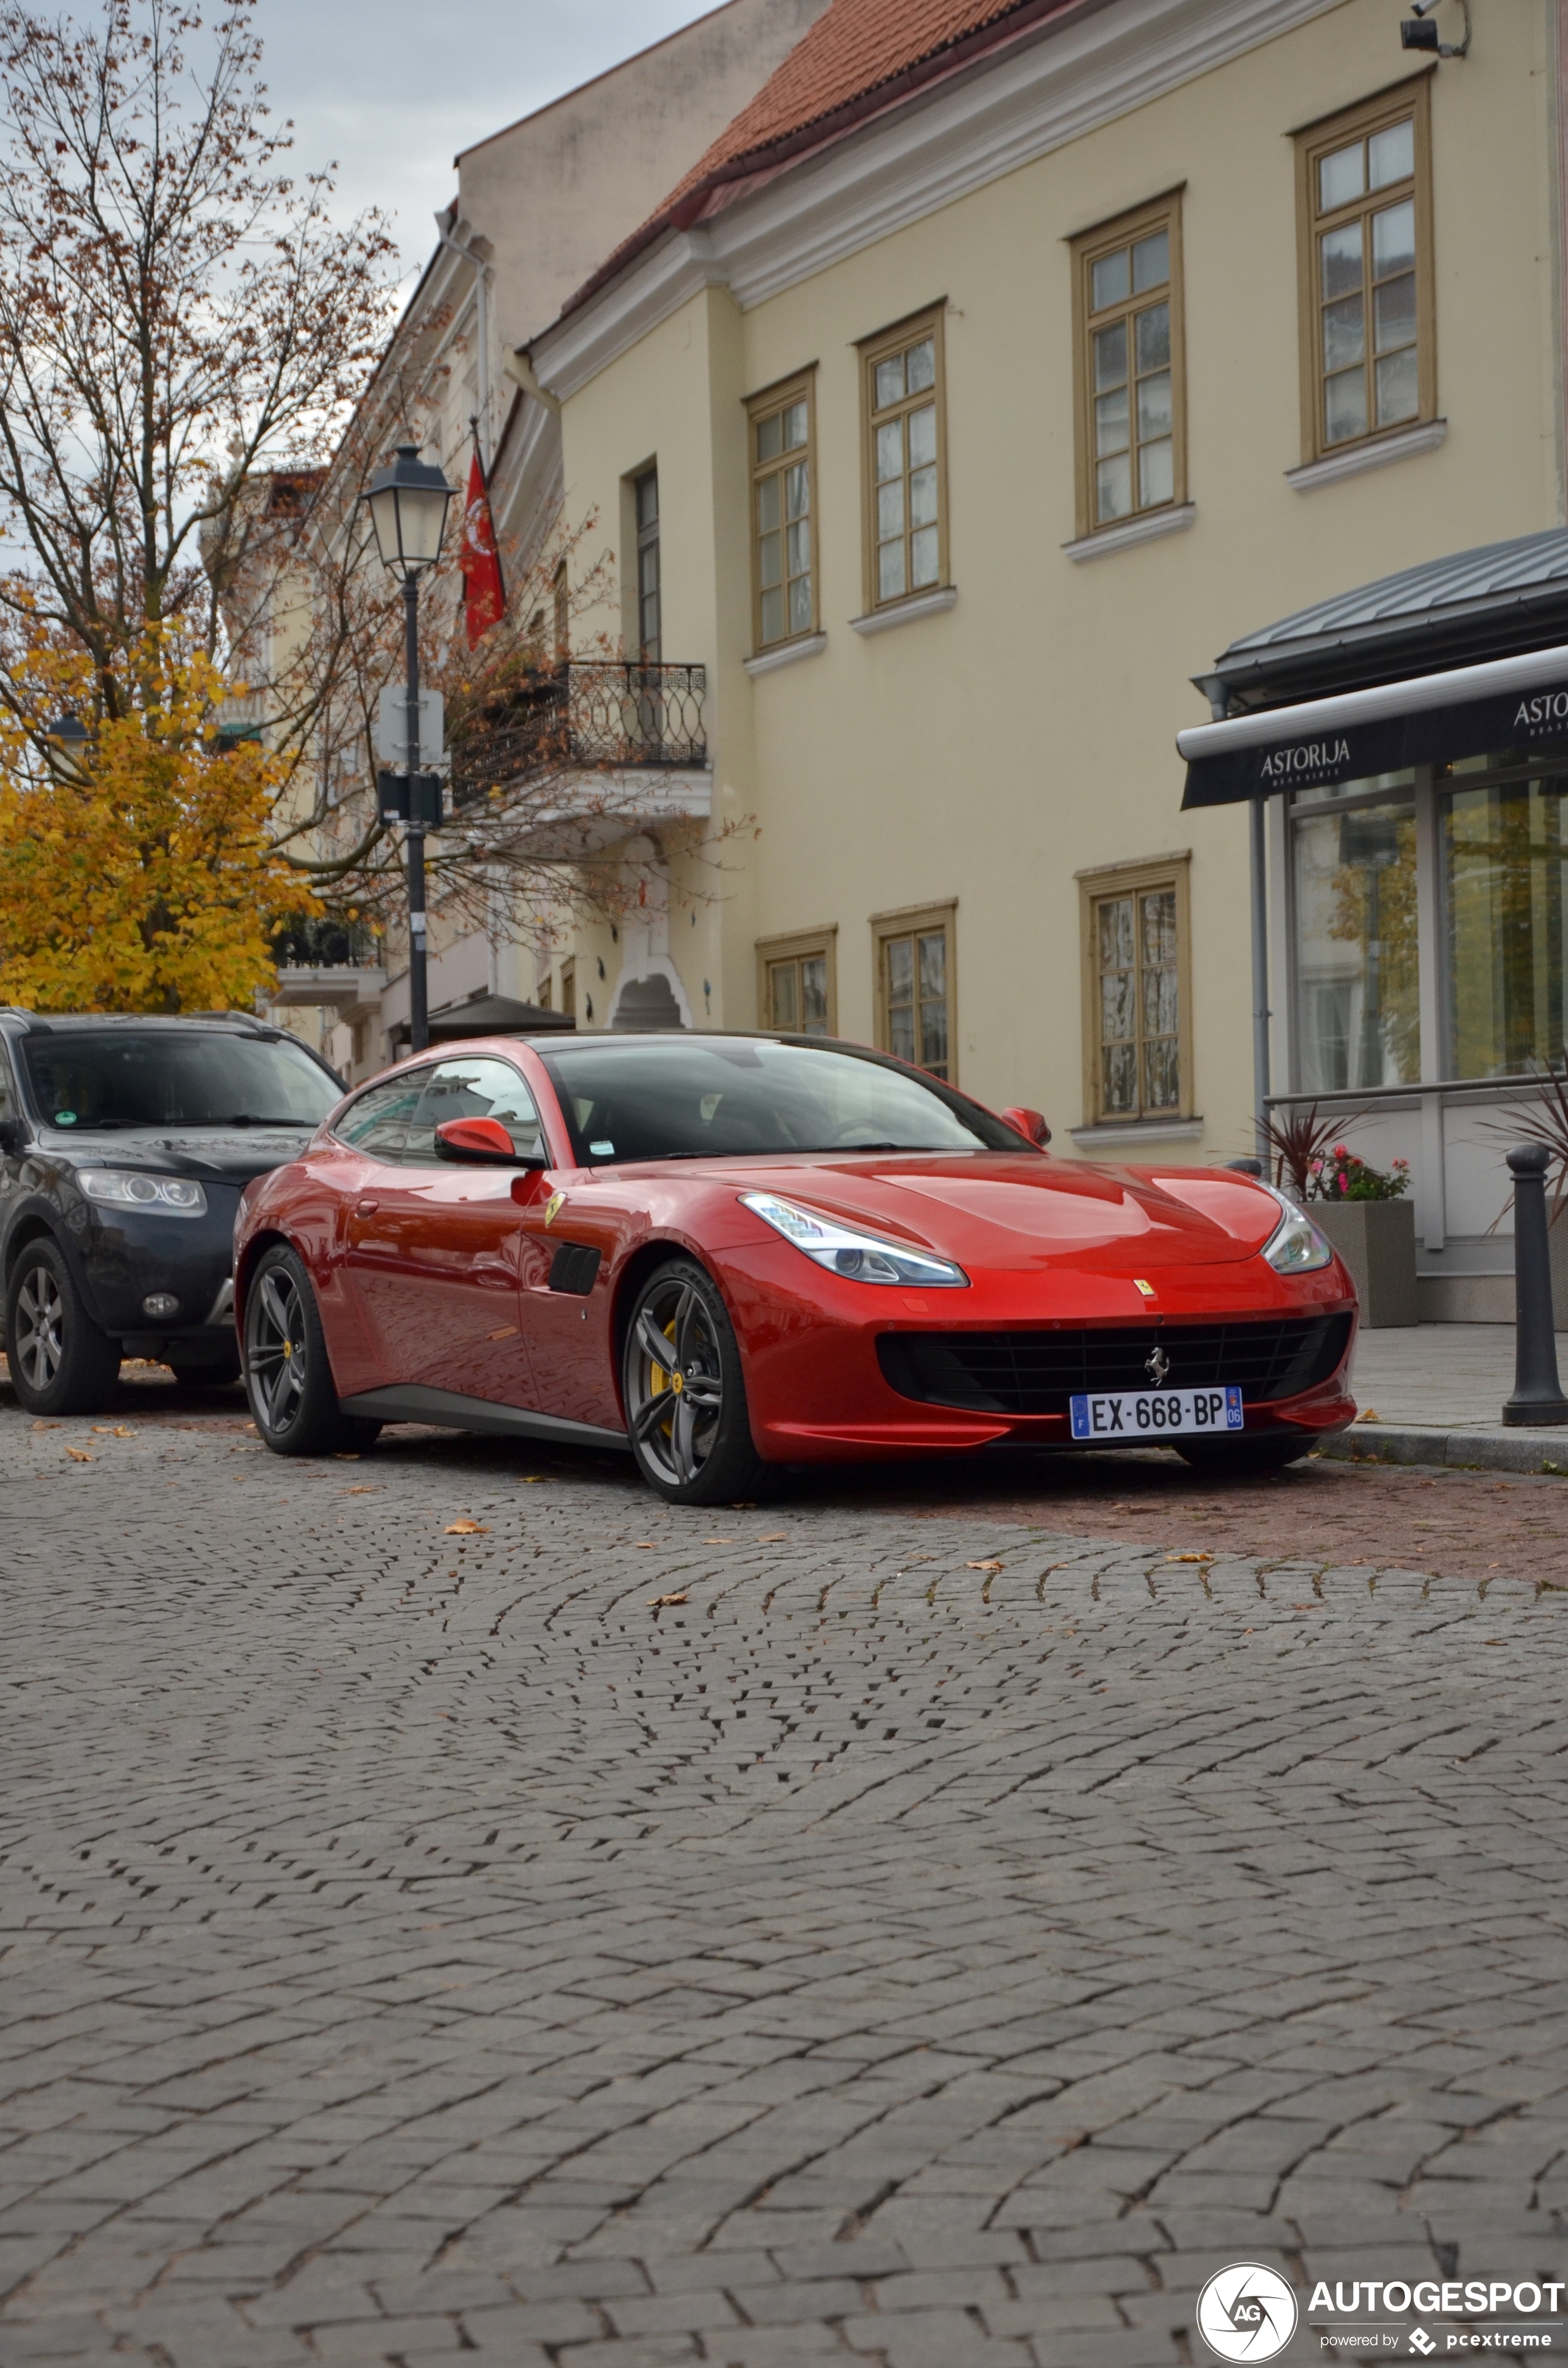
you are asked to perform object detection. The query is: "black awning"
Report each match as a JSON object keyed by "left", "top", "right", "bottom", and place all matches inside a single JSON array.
[{"left": 1179, "top": 644, "right": 1568, "bottom": 808}]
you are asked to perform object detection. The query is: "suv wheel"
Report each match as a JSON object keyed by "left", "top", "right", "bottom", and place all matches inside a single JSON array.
[
  {"left": 4, "top": 1237, "right": 122, "bottom": 1416},
  {"left": 622, "top": 1257, "right": 768, "bottom": 1505},
  {"left": 243, "top": 1244, "right": 379, "bottom": 1456}
]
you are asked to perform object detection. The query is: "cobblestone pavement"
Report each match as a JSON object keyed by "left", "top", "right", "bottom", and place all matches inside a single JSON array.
[{"left": 5, "top": 1384, "right": 1568, "bottom": 2367}]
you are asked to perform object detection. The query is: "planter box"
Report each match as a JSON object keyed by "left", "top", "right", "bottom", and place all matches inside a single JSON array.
[{"left": 1310, "top": 1199, "right": 1419, "bottom": 1329}]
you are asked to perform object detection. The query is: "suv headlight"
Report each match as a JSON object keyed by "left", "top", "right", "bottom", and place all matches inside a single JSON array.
[
  {"left": 1260, "top": 1185, "right": 1332, "bottom": 1274},
  {"left": 78, "top": 1169, "right": 207, "bottom": 1217},
  {"left": 741, "top": 1190, "right": 968, "bottom": 1287}
]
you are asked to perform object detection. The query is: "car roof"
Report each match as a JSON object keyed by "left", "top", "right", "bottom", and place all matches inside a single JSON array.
[{"left": 0, "top": 1008, "right": 273, "bottom": 1035}]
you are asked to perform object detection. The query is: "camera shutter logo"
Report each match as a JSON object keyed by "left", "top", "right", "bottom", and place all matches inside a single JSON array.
[{"left": 1196, "top": 2265, "right": 1298, "bottom": 2362}]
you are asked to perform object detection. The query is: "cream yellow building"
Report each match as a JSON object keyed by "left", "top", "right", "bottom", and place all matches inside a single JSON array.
[{"left": 510, "top": 0, "right": 1568, "bottom": 1318}]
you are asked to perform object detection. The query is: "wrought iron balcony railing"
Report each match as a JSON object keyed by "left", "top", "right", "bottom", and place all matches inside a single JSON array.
[
  {"left": 450, "top": 661, "right": 706, "bottom": 811},
  {"left": 271, "top": 917, "right": 378, "bottom": 970}
]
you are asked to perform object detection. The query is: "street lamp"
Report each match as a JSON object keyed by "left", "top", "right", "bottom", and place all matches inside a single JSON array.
[
  {"left": 46, "top": 711, "right": 92, "bottom": 782},
  {"left": 362, "top": 443, "right": 455, "bottom": 1053}
]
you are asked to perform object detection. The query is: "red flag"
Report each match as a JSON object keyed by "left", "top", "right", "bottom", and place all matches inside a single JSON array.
[{"left": 461, "top": 446, "right": 506, "bottom": 648}]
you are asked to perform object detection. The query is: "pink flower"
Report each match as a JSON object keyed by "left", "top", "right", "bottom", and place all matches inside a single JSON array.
[
  {"left": 1393, "top": 1157, "right": 1409, "bottom": 1170},
  {"left": 1332, "top": 1143, "right": 1350, "bottom": 1159},
  {"left": 1309, "top": 1158, "right": 1324, "bottom": 1173}
]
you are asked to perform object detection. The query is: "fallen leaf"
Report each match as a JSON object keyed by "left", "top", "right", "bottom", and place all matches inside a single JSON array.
[
  {"left": 92, "top": 1424, "right": 135, "bottom": 1437},
  {"left": 1168, "top": 1552, "right": 1212, "bottom": 1563},
  {"left": 522, "top": 1475, "right": 546, "bottom": 1483},
  {"left": 1359, "top": 1408, "right": 1380, "bottom": 1423},
  {"left": 444, "top": 1520, "right": 488, "bottom": 1535},
  {"left": 648, "top": 1591, "right": 688, "bottom": 1609},
  {"left": 635, "top": 1541, "right": 656, "bottom": 1549},
  {"left": 31, "top": 1419, "right": 59, "bottom": 1431},
  {"left": 758, "top": 1532, "right": 787, "bottom": 1542},
  {"left": 343, "top": 1486, "right": 374, "bottom": 1496},
  {"left": 64, "top": 1447, "right": 92, "bottom": 1463},
  {"left": 704, "top": 1536, "right": 735, "bottom": 1544},
  {"left": 966, "top": 1560, "right": 1003, "bottom": 1573}
]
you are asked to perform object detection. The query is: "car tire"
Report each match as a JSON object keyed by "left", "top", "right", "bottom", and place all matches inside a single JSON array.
[
  {"left": 243, "top": 1244, "right": 380, "bottom": 1457},
  {"left": 1175, "top": 1434, "right": 1315, "bottom": 1476},
  {"left": 622, "top": 1255, "right": 769, "bottom": 1506},
  {"left": 3, "top": 1236, "right": 122, "bottom": 1416},
  {"left": 169, "top": 1344, "right": 243, "bottom": 1388}
]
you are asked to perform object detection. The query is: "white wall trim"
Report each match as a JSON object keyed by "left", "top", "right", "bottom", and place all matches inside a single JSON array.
[
  {"left": 1062, "top": 502, "right": 1196, "bottom": 561},
  {"left": 1285, "top": 417, "right": 1448, "bottom": 492},
  {"left": 531, "top": 0, "right": 1341, "bottom": 400},
  {"left": 849, "top": 586, "right": 957, "bottom": 637},
  {"left": 743, "top": 632, "right": 828, "bottom": 677}
]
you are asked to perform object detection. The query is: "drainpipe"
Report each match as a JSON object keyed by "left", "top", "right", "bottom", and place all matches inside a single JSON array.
[
  {"left": 1250, "top": 796, "right": 1270, "bottom": 1165},
  {"left": 435, "top": 216, "right": 491, "bottom": 469}
]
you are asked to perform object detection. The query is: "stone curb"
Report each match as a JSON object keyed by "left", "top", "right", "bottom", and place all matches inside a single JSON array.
[{"left": 1316, "top": 1421, "right": 1568, "bottom": 1475}]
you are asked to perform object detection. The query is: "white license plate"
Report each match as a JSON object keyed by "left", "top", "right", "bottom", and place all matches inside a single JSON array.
[{"left": 1069, "top": 1384, "right": 1244, "bottom": 1442}]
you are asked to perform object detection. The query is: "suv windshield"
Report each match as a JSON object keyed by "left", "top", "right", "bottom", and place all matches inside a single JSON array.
[
  {"left": 20, "top": 1031, "right": 340, "bottom": 1131},
  {"left": 538, "top": 1037, "right": 1028, "bottom": 1164}
]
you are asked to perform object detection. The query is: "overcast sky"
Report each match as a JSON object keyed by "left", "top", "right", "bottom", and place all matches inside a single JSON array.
[{"left": 257, "top": 0, "right": 722, "bottom": 284}]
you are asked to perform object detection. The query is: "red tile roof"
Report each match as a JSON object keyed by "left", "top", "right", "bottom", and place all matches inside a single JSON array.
[{"left": 557, "top": 0, "right": 1085, "bottom": 325}]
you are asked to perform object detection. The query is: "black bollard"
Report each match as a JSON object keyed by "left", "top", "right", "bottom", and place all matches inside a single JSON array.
[{"left": 1503, "top": 1143, "right": 1568, "bottom": 1425}]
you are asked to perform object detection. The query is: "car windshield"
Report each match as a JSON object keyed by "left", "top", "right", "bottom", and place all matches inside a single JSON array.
[
  {"left": 538, "top": 1037, "right": 1028, "bottom": 1164},
  {"left": 20, "top": 1031, "right": 340, "bottom": 1131}
]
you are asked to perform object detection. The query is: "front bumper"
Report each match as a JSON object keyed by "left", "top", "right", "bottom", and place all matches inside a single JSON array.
[
  {"left": 73, "top": 1197, "right": 240, "bottom": 1341},
  {"left": 718, "top": 1241, "right": 1358, "bottom": 1463}
]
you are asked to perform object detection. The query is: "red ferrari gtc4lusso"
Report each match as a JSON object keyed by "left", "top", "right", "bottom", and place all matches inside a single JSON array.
[{"left": 233, "top": 1032, "right": 1357, "bottom": 1504}]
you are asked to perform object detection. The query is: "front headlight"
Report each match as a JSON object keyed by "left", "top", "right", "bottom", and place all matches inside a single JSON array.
[
  {"left": 78, "top": 1168, "right": 207, "bottom": 1218},
  {"left": 1261, "top": 1186, "right": 1332, "bottom": 1274},
  {"left": 740, "top": 1190, "right": 969, "bottom": 1287}
]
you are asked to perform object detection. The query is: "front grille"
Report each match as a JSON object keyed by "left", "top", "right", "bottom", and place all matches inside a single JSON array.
[{"left": 877, "top": 1315, "right": 1353, "bottom": 1418}]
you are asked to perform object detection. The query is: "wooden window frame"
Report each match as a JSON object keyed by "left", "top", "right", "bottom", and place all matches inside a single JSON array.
[
  {"left": 559, "top": 957, "right": 576, "bottom": 1024},
  {"left": 756, "top": 924, "right": 838, "bottom": 1037},
  {"left": 1070, "top": 190, "right": 1186, "bottom": 542},
  {"left": 1293, "top": 74, "right": 1435, "bottom": 466},
  {"left": 871, "top": 900, "right": 957, "bottom": 1083},
  {"left": 633, "top": 465, "right": 660, "bottom": 660},
  {"left": 858, "top": 308, "right": 949, "bottom": 615},
  {"left": 746, "top": 370, "right": 818, "bottom": 655},
  {"left": 1077, "top": 853, "right": 1193, "bottom": 1128}
]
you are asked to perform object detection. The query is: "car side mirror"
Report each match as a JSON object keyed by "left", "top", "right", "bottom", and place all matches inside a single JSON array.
[
  {"left": 435, "top": 1116, "right": 545, "bottom": 1168},
  {"left": 1002, "top": 1106, "right": 1051, "bottom": 1147},
  {"left": 0, "top": 1116, "right": 27, "bottom": 1157}
]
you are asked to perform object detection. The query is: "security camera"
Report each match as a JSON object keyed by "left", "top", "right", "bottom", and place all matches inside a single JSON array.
[{"left": 1400, "top": 0, "right": 1470, "bottom": 54}]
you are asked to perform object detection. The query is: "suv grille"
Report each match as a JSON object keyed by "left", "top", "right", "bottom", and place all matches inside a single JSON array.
[{"left": 877, "top": 1315, "right": 1353, "bottom": 1418}]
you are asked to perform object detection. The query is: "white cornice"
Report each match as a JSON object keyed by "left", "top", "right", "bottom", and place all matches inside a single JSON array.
[{"left": 532, "top": 0, "right": 1341, "bottom": 402}]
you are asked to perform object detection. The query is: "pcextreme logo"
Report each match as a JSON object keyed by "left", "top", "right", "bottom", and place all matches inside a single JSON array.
[{"left": 1197, "top": 2264, "right": 1299, "bottom": 2361}]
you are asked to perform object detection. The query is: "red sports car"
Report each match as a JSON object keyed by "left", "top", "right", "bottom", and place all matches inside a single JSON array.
[{"left": 232, "top": 1032, "right": 1357, "bottom": 1504}]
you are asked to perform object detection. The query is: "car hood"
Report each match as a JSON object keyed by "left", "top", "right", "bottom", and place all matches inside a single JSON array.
[
  {"left": 41, "top": 1126, "right": 315, "bottom": 1189},
  {"left": 675, "top": 1152, "right": 1283, "bottom": 1272}
]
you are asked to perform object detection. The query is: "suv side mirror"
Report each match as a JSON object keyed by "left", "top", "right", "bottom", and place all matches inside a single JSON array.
[
  {"left": 435, "top": 1116, "right": 545, "bottom": 1168},
  {"left": 0, "top": 1116, "right": 27, "bottom": 1158},
  {"left": 1002, "top": 1106, "right": 1050, "bottom": 1147}
]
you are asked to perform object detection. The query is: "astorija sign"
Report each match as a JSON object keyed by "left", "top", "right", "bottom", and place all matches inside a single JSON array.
[{"left": 1181, "top": 684, "right": 1568, "bottom": 808}]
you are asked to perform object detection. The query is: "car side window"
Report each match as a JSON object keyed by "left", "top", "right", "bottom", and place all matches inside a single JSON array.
[
  {"left": 0, "top": 1043, "right": 15, "bottom": 1123},
  {"left": 404, "top": 1055, "right": 545, "bottom": 1166},
  {"left": 333, "top": 1073, "right": 430, "bottom": 1163}
]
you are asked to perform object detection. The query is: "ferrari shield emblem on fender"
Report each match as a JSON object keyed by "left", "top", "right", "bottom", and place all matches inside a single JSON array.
[{"left": 544, "top": 1191, "right": 565, "bottom": 1227}]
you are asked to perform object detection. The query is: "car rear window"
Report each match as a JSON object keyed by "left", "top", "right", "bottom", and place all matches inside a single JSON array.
[
  {"left": 537, "top": 1037, "right": 1026, "bottom": 1163},
  {"left": 20, "top": 1031, "right": 340, "bottom": 1131}
]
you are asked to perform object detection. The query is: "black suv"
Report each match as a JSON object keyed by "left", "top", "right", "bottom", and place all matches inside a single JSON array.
[{"left": 0, "top": 1010, "right": 344, "bottom": 1415}]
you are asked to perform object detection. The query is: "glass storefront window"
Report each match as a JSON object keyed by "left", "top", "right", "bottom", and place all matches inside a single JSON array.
[
  {"left": 1291, "top": 784, "right": 1419, "bottom": 1092},
  {"left": 1444, "top": 773, "right": 1568, "bottom": 1078}
]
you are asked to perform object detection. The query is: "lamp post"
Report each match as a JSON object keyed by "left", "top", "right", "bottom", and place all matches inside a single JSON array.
[{"left": 362, "top": 444, "right": 455, "bottom": 1053}]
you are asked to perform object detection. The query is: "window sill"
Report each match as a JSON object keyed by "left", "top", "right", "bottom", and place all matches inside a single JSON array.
[
  {"left": 1287, "top": 417, "right": 1446, "bottom": 492},
  {"left": 849, "top": 585, "right": 957, "bottom": 636},
  {"left": 1061, "top": 503, "right": 1195, "bottom": 563},
  {"left": 1069, "top": 1116, "right": 1204, "bottom": 1147},
  {"left": 743, "top": 632, "right": 827, "bottom": 678}
]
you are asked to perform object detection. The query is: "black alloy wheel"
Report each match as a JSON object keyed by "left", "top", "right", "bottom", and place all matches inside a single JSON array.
[
  {"left": 243, "top": 1243, "right": 379, "bottom": 1457},
  {"left": 1176, "top": 1434, "right": 1314, "bottom": 1475},
  {"left": 622, "top": 1257, "right": 767, "bottom": 1505},
  {"left": 3, "top": 1237, "right": 121, "bottom": 1416}
]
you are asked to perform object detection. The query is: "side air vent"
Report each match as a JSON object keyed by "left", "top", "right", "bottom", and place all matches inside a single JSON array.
[{"left": 548, "top": 1242, "right": 602, "bottom": 1296}]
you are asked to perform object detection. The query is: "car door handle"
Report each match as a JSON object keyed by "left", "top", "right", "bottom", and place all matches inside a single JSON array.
[{"left": 355, "top": 1198, "right": 380, "bottom": 1216}]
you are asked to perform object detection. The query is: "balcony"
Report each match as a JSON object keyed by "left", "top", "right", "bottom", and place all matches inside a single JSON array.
[
  {"left": 268, "top": 918, "right": 386, "bottom": 1013},
  {"left": 449, "top": 661, "right": 710, "bottom": 854}
]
